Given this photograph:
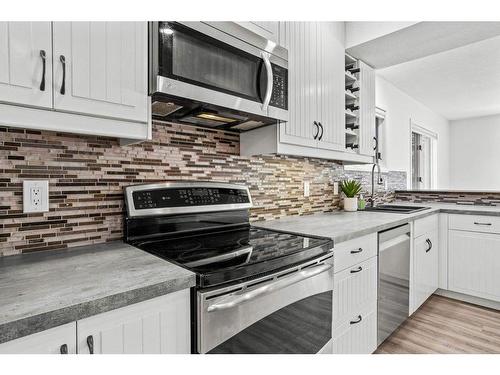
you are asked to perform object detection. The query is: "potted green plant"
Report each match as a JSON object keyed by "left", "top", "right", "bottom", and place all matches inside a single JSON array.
[{"left": 340, "top": 179, "right": 362, "bottom": 212}]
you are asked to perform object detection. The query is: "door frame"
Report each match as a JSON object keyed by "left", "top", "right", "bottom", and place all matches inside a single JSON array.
[{"left": 409, "top": 120, "right": 438, "bottom": 190}]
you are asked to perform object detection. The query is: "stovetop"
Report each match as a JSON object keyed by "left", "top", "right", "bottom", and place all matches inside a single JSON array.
[{"left": 131, "top": 225, "right": 333, "bottom": 288}]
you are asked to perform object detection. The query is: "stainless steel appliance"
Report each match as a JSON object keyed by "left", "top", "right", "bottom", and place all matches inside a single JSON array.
[
  {"left": 149, "top": 22, "right": 288, "bottom": 132},
  {"left": 378, "top": 223, "right": 411, "bottom": 345},
  {"left": 124, "top": 182, "right": 333, "bottom": 354}
]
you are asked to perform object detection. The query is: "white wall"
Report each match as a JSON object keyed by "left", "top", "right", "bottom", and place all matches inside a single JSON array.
[
  {"left": 375, "top": 75, "right": 450, "bottom": 189},
  {"left": 449, "top": 114, "right": 500, "bottom": 190}
]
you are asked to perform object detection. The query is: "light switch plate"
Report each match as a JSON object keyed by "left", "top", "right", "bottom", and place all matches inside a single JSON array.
[
  {"left": 23, "top": 180, "right": 49, "bottom": 213},
  {"left": 333, "top": 182, "right": 339, "bottom": 195},
  {"left": 303, "top": 181, "right": 310, "bottom": 197}
]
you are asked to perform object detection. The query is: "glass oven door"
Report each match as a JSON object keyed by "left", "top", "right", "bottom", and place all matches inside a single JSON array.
[{"left": 197, "top": 255, "right": 333, "bottom": 354}]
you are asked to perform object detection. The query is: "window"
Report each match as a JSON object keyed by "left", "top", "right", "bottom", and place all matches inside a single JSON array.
[{"left": 410, "top": 122, "right": 437, "bottom": 190}]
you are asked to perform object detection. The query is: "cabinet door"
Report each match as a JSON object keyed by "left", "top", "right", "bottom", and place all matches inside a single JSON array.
[
  {"left": 333, "top": 308, "right": 377, "bottom": 354},
  {"left": 0, "top": 323, "right": 76, "bottom": 354},
  {"left": 358, "top": 61, "right": 376, "bottom": 157},
  {"left": 449, "top": 231, "right": 500, "bottom": 302},
  {"left": 316, "top": 22, "right": 345, "bottom": 152},
  {"left": 412, "top": 230, "right": 438, "bottom": 311},
  {"left": 77, "top": 290, "right": 190, "bottom": 354},
  {"left": 333, "top": 256, "right": 377, "bottom": 329},
  {"left": 52, "top": 22, "right": 148, "bottom": 122},
  {"left": 0, "top": 22, "right": 53, "bottom": 108},
  {"left": 236, "top": 22, "right": 279, "bottom": 43},
  {"left": 278, "top": 22, "right": 319, "bottom": 148}
]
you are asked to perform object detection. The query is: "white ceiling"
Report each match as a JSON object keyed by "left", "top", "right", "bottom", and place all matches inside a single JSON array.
[
  {"left": 377, "top": 35, "right": 500, "bottom": 120},
  {"left": 347, "top": 22, "right": 500, "bottom": 69}
]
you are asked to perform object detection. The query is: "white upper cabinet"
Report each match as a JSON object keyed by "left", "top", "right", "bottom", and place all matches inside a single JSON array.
[
  {"left": 52, "top": 22, "right": 148, "bottom": 122},
  {"left": 279, "top": 22, "right": 319, "bottom": 149},
  {"left": 0, "top": 22, "right": 53, "bottom": 108},
  {"left": 358, "top": 61, "right": 376, "bottom": 157},
  {"left": 316, "top": 22, "right": 345, "bottom": 152},
  {"left": 278, "top": 22, "right": 344, "bottom": 151},
  {"left": 236, "top": 22, "right": 279, "bottom": 43}
]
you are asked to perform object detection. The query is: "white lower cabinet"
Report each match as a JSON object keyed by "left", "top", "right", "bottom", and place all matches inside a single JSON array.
[
  {"left": 332, "top": 235, "right": 378, "bottom": 354},
  {"left": 449, "top": 230, "right": 500, "bottom": 302},
  {"left": 412, "top": 229, "right": 439, "bottom": 312},
  {"left": 333, "top": 308, "right": 377, "bottom": 354},
  {"left": 0, "top": 289, "right": 190, "bottom": 354},
  {"left": 0, "top": 323, "right": 76, "bottom": 354},
  {"left": 77, "top": 289, "right": 190, "bottom": 354}
]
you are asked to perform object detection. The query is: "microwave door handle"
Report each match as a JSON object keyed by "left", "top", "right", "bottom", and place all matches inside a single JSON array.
[
  {"left": 207, "top": 263, "right": 332, "bottom": 313},
  {"left": 260, "top": 51, "right": 273, "bottom": 111}
]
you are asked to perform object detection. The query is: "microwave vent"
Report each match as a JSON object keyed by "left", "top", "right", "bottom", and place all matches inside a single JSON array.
[{"left": 152, "top": 101, "right": 183, "bottom": 117}]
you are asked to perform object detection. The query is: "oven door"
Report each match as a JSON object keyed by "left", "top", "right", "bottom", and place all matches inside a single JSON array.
[
  {"left": 150, "top": 22, "right": 288, "bottom": 121},
  {"left": 197, "top": 255, "right": 333, "bottom": 354}
]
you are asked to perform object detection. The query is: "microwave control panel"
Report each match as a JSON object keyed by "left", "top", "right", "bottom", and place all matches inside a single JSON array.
[{"left": 270, "top": 64, "right": 288, "bottom": 110}]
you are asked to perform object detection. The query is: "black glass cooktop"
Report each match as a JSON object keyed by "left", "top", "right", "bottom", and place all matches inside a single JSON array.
[{"left": 133, "top": 225, "right": 333, "bottom": 288}]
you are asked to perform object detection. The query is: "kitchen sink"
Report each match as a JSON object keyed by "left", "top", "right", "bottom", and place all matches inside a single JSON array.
[{"left": 362, "top": 204, "right": 430, "bottom": 214}]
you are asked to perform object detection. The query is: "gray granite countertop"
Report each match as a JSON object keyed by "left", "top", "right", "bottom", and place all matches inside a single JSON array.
[
  {"left": 0, "top": 242, "right": 195, "bottom": 344},
  {"left": 255, "top": 202, "right": 500, "bottom": 244}
]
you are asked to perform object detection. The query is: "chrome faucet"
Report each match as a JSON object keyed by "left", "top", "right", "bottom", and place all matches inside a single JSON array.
[{"left": 371, "top": 163, "right": 383, "bottom": 207}]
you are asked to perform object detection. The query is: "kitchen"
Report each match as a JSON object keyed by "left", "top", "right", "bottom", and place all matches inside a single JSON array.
[{"left": 1, "top": 0, "right": 500, "bottom": 371}]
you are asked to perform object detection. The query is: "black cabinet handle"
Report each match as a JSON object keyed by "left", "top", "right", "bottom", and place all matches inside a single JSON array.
[
  {"left": 425, "top": 239, "right": 432, "bottom": 253},
  {"left": 39, "top": 50, "right": 46, "bottom": 91},
  {"left": 313, "top": 121, "right": 320, "bottom": 140},
  {"left": 373, "top": 136, "right": 378, "bottom": 151},
  {"left": 86, "top": 335, "right": 94, "bottom": 354},
  {"left": 474, "top": 222, "right": 492, "bottom": 226},
  {"left": 60, "top": 344, "right": 68, "bottom": 354},
  {"left": 318, "top": 122, "right": 324, "bottom": 141},
  {"left": 350, "top": 266, "right": 363, "bottom": 273},
  {"left": 59, "top": 55, "right": 66, "bottom": 95},
  {"left": 350, "top": 247, "right": 363, "bottom": 254},
  {"left": 350, "top": 315, "right": 362, "bottom": 325}
]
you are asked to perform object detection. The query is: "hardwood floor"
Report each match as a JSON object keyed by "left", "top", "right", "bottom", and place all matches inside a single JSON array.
[{"left": 375, "top": 295, "right": 500, "bottom": 354}]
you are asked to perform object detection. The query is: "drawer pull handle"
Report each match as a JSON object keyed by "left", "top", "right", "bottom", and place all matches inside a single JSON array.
[
  {"left": 59, "top": 55, "right": 66, "bottom": 95},
  {"left": 39, "top": 50, "right": 46, "bottom": 91},
  {"left": 350, "top": 315, "right": 362, "bottom": 325},
  {"left": 350, "top": 266, "right": 362, "bottom": 274},
  {"left": 425, "top": 239, "right": 432, "bottom": 253},
  {"left": 474, "top": 222, "right": 492, "bottom": 226},
  {"left": 60, "top": 344, "right": 68, "bottom": 354},
  {"left": 86, "top": 335, "right": 94, "bottom": 354},
  {"left": 350, "top": 248, "right": 363, "bottom": 254}
]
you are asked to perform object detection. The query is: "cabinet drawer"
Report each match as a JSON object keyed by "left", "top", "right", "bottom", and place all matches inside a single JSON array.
[
  {"left": 334, "top": 233, "right": 377, "bottom": 273},
  {"left": 332, "top": 306, "right": 377, "bottom": 354},
  {"left": 414, "top": 214, "right": 439, "bottom": 238},
  {"left": 333, "top": 256, "right": 377, "bottom": 329},
  {"left": 449, "top": 214, "right": 500, "bottom": 234}
]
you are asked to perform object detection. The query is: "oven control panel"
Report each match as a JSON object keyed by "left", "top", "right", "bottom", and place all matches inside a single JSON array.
[{"left": 132, "top": 186, "right": 251, "bottom": 210}]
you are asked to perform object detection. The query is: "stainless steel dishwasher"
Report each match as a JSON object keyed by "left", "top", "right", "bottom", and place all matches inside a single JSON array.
[{"left": 378, "top": 223, "right": 411, "bottom": 345}]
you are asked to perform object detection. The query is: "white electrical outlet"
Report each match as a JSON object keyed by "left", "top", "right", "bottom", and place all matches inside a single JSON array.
[
  {"left": 303, "top": 181, "right": 310, "bottom": 197},
  {"left": 23, "top": 180, "right": 49, "bottom": 213},
  {"left": 333, "top": 182, "right": 339, "bottom": 195}
]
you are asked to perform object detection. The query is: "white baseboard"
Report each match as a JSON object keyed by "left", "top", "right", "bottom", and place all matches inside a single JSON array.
[{"left": 435, "top": 289, "right": 500, "bottom": 310}]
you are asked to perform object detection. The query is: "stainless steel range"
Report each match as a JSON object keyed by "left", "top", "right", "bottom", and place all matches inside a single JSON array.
[{"left": 124, "top": 181, "right": 333, "bottom": 354}]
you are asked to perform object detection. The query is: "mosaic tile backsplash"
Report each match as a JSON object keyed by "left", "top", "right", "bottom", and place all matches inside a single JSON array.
[
  {"left": 395, "top": 191, "right": 500, "bottom": 206},
  {"left": 0, "top": 121, "right": 406, "bottom": 256}
]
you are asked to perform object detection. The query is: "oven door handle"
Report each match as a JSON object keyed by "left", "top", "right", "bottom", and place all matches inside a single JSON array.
[
  {"left": 260, "top": 51, "right": 273, "bottom": 112},
  {"left": 207, "top": 263, "right": 332, "bottom": 313}
]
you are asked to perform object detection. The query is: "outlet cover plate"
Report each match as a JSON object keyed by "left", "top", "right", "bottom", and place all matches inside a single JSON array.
[
  {"left": 23, "top": 180, "right": 49, "bottom": 213},
  {"left": 303, "top": 181, "right": 310, "bottom": 197}
]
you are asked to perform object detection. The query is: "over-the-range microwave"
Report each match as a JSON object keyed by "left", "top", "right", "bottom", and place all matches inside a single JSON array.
[{"left": 149, "top": 22, "right": 288, "bottom": 132}]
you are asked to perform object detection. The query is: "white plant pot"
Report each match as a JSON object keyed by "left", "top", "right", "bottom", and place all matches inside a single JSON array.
[{"left": 343, "top": 197, "right": 358, "bottom": 212}]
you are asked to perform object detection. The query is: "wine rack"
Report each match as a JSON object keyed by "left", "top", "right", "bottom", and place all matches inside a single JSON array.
[{"left": 345, "top": 53, "right": 359, "bottom": 152}]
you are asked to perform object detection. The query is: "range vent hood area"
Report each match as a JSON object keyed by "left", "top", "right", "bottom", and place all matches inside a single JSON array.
[{"left": 151, "top": 94, "right": 277, "bottom": 132}]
